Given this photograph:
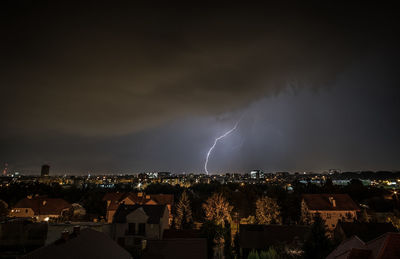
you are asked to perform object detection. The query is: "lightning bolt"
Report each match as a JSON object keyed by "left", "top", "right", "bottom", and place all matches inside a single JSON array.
[{"left": 205, "top": 120, "right": 240, "bottom": 175}]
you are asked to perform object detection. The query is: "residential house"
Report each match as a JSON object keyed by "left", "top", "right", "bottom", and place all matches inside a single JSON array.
[
  {"left": 103, "top": 192, "right": 173, "bottom": 224},
  {"left": 301, "top": 194, "right": 360, "bottom": 230},
  {"left": 46, "top": 222, "right": 112, "bottom": 245},
  {"left": 9, "top": 196, "right": 72, "bottom": 222},
  {"left": 112, "top": 204, "right": 169, "bottom": 248},
  {"left": 327, "top": 232, "right": 400, "bottom": 259},
  {"left": 239, "top": 224, "right": 310, "bottom": 258},
  {"left": 21, "top": 228, "right": 132, "bottom": 259}
]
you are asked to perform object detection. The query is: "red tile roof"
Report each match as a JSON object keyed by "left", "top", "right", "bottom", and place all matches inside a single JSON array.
[
  {"left": 14, "top": 197, "right": 71, "bottom": 216},
  {"left": 302, "top": 194, "right": 360, "bottom": 211},
  {"left": 103, "top": 192, "right": 174, "bottom": 211},
  {"left": 150, "top": 194, "right": 174, "bottom": 205},
  {"left": 102, "top": 192, "right": 124, "bottom": 202}
]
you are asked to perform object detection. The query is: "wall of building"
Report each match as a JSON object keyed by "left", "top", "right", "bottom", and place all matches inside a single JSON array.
[
  {"left": 309, "top": 210, "right": 357, "bottom": 230},
  {"left": 113, "top": 206, "right": 169, "bottom": 247},
  {"left": 9, "top": 208, "right": 35, "bottom": 218}
]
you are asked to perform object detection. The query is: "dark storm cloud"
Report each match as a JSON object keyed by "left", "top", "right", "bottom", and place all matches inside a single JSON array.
[{"left": 2, "top": 2, "right": 397, "bottom": 135}]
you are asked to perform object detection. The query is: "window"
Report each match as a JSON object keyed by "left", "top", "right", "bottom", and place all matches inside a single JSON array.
[
  {"left": 128, "top": 223, "right": 135, "bottom": 234},
  {"left": 138, "top": 223, "right": 145, "bottom": 236}
]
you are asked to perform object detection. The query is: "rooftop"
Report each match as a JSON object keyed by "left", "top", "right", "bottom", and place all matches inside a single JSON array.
[{"left": 302, "top": 194, "right": 360, "bottom": 211}]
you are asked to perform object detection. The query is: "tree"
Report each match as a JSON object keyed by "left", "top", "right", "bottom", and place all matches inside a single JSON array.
[
  {"left": 223, "top": 220, "right": 233, "bottom": 259},
  {"left": 247, "top": 250, "right": 260, "bottom": 259},
  {"left": 200, "top": 220, "right": 224, "bottom": 259},
  {"left": 174, "top": 191, "right": 193, "bottom": 229},
  {"left": 203, "top": 193, "right": 233, "bottom": 227},
  {"left": 0, "top": 200, "right": 8, "bottom": 220},
  {"left": 256, "top": 196, "right": 282, "bottom": 224},
  {"left": 260, "top": 247, "right": 278, "bottom": 259},
  {"left": 359, "top": 208, "right": 370, "bottom": 222},
  {"left": 387, "top": 215, "right": 400, "bottom": 230},
  {"left": 233, "top": 232, "right": 241, "bottom": 258},
  {"left": 303, "top": 213, "right": 332, "bottom": 259}
]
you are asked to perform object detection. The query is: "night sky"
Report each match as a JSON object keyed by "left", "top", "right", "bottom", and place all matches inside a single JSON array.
[{"left": 1, "top": 2, "right": 399, "bottom": 174}]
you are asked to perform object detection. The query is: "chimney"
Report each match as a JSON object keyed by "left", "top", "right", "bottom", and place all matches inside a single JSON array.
[
  {"left": 73, "top": 226, "right": 80, "bottom": 235},
  {"left": 329, "top": 196, "right": 336, "bottom": 208},
  {"left": 61, "top": 230, "right": 69, "bottom": 241}
]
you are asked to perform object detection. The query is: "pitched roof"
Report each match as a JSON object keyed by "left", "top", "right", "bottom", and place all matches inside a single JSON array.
[
  {"left": 337, "top": 222, "right": 398, "bottom": 242},
  {"left": 14, "top": 197, "right": 71, "bottom": 215},
  {"left": 21, "top": 228, "right": 132, "bottom": 259},
  {"left": 327, "top": 233, "right": 400, "bottom": 259},
  {"left": 368, "top": 232, "right": 400, "bottom": 259},
  {"left": 347, "top": 248, "right": 372, "bottom": 259},
  {"left": 150, "top": 194, "right": 174, "bottom": 205},
  {"left": 142, "top": 238, "right": 207, "bottom": 259},
  {"left": 102, "top": 192, "right": 124, "bottom": 202},
  {"left": 239, "top": 224, "right": 310, "bottom": 249},
  {"left": 302, "top": 194, "right": 360, "bottom": 211},
  {"left": 113, "top": 204, "right": 167, "bottom": 224},
  {"left": 327, "top": 236, "right": 366, "bottom": 259},
  {"left": 104, "top": 192, "right": 172, "bottom": 211}
]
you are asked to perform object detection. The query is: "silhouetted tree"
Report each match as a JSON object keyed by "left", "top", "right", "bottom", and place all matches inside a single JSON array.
[
  {"left": 233, "top": 232, "right": 241, "bottom": 258},
  {"left": 0, "top": 200, "right": 8, "bottom": 220},
  {"left": 359, "top": 208, "right": 370, "bottom": 222},
  {"left": 303, "top": 213, "right": 332, "bottom": 259},
  {"left": 200, "top": 220, "right": 224, "bottom": 259},
  {"left": 247, "top": 250, "right": 260, "bottom": 259},
  {"left": 224, "top": 220, "right": 233, "bottom": 259},
  {"left": 260, "top": 247, "right": 279, "bottom": 259},
  {"left": 175, "top": 191, "right": 193, "bottom": 229}
]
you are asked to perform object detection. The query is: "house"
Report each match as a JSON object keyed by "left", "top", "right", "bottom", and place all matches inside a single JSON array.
[
  {"left": 112, "top": 204, "right": 169, "bottom": 248},
  {"left": 301, "top": 194, "right": 360, "bottom": 230},
  {"left": 0, "top": 219, "right": 48, "bottom": 257},
  {"left": 334, "top": 221, "right": 398, "bottom": 243},
  {"left": 46, "top": 222, "right": 112, "bottom": 245},
  {"left": 327, "top": 232, "right": 400, "bottom": 259},
  {"left": 21, "top": 228, "right": 132, "bottom": 259},
  {"left": 103, "top": 192, "right": 173, "bottom": 223},
  {"left": 9, "top": 196, "right": 72, "bottom": 221},
  {"left": 239, "top": 224, "right": 310, "bottom": 258},
  {"left": 141, "top": 238, "right": 207, "bottom": 259}
]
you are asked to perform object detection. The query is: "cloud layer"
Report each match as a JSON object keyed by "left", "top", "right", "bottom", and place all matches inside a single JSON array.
[{"left": 3, "top": 3, "right": 393, "bottom": 135}]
